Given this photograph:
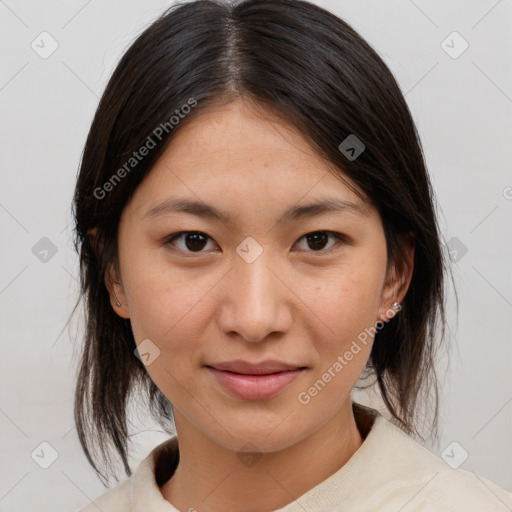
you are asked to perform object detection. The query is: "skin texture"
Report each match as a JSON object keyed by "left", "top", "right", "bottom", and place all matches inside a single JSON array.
[{"left": 106, "top": 99, "right": 414, "bottom": 512}]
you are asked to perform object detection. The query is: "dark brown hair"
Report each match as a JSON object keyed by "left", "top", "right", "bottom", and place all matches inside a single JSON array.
[{"left": 71, "top": 0, "right": 455, "bottom": 485}]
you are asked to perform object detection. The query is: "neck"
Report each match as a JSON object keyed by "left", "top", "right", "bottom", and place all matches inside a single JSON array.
[{"left": 160, "top": 400, "right": 365, "bottom": 512}]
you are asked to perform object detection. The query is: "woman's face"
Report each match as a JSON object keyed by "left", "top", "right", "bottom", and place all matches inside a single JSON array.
[{"left": 110, "top": 99, "right": 411, "bottom": 452}]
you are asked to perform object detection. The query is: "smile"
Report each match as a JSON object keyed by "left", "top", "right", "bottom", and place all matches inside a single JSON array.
[{"left": 205, "top": 367, "right": 305, "bottom": 400}]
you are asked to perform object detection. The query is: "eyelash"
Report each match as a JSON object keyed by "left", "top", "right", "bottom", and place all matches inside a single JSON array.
[{"left": 163, "top": 230, "right": 348, "bottom": 256}]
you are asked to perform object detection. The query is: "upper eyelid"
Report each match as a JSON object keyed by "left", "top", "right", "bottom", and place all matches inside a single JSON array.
[{"left": 165, "top": 230, "right": 346, "bottom": 252}]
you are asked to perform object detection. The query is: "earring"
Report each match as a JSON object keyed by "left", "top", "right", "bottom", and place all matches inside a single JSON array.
[
  {"left": 113, "top": 289, "right": 122, "bottom": 307},
  {"left": 391, "top": 301, "right": 401, "bottom": 309}
]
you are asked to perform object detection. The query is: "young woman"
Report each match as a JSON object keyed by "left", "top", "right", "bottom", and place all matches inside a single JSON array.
[{"left": 72, "top": 0, "right": 512, "bottom": 510}]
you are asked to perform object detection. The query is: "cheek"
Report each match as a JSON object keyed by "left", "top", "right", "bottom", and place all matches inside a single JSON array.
[
  {"left": 122, "top": 250, "right": 216, "bottom": 345},
  {"left": 300, "top": 261, "right": 384, "bottom": 342}
]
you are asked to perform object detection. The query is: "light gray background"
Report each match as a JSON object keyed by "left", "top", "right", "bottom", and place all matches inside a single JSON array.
[{"left": 1, "top": 1, "right": 511, "bottom": 510}]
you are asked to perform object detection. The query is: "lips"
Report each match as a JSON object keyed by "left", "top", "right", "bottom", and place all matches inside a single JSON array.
[
  {"left": 205, "top": 360, "right": 306, "bottom": 400},
  {"left": 206, "top": 359, "right": 305, "bottom": 375}
]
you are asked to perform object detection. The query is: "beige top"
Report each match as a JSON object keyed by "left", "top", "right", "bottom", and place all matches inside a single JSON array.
[{"left": 81, "top": 403, "right": 512, "bottom": 511}]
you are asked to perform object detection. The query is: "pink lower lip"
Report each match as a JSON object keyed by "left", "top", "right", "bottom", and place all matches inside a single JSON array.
[{"left": 206, "top": 367, "right": 304, "bottom": 400}]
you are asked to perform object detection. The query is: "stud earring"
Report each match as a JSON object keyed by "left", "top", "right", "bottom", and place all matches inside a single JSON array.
[
  {"left": 113, "top": 289, "right": 122, "bottom": 307},
  {"left": 391, "top": 301, "right": 401, "bottom": 309}
]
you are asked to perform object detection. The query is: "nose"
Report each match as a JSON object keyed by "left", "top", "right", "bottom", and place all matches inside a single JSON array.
[{"left": 218, "top": 250, "right": 292, "bottom": 343}]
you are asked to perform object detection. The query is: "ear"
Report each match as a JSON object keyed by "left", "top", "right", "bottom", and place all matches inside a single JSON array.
[
  {"left": 87, "top": 227, "right": 131, "bottom": 319},
  {"left": 377, "top": 232, "right": 415, "bottom": 322}
]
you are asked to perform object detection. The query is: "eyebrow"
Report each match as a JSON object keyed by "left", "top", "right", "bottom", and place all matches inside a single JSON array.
[{"left": 143, "top": 196, "right": 370, "bottom": 224}]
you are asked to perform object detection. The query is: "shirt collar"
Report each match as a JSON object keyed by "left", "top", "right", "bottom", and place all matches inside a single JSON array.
[{"left": 131, "top": 402, "right": 383, "bottom": 511}]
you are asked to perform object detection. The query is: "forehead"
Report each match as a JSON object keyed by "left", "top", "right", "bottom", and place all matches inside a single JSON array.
[{"left": 127, "top": 99, "right": 373, "bottom": 221}]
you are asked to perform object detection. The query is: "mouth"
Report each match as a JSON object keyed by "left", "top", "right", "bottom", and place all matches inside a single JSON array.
[
  {"left": 205, "top": 361, "right": 307, "bottom": 400},
  {"left": 205, "top": 360, "right": 307, "bottom": 375}
]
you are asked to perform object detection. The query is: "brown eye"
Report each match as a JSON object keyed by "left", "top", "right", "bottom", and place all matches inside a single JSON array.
[
  {"left": 165, "top": 231, "right": 216, "bottom": 253},
  {"left": 295, "top": 231, "right": 345, "bottom": 252},
  {"left": 163, "top": 230, "right": 346, "bottom": 256}
]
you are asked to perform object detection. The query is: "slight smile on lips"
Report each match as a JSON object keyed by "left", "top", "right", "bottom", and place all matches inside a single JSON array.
[{"left": 204, "top": 360, "right": 308, "bottom": 400}]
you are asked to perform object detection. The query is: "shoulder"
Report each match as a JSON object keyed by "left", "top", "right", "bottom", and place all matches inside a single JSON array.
[
  {"left": 417, "top": 469, "right": 512, "bottom": 511},
  {"left": 360, "top": 413, "right": 512, "bottom": 511},
  {"left": 79, "top": 478, "right": 131, "bottom": 512},
  {"left": 78, "top": 436, "right": 179, "bottom": 512},
  {"left": 405, "top": 445, "right": 512, "bottom": 510}
]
